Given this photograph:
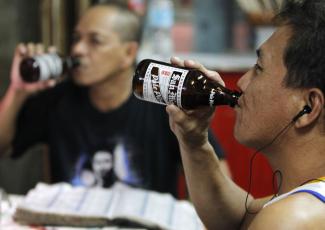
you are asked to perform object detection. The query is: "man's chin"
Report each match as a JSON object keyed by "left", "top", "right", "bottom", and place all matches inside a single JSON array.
[
  {"left": 236, "top": 135, "right": 260, "bottom": 150},
  {"left": 234, "top": 131, "right": 252, "bottom": 147},
  {"left": 71, "top": 75, "right": 89, "bottom": 86}
]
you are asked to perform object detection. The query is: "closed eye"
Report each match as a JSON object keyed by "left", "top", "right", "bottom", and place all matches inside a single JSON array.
[
  {"left": 90, "top": 36, "right": 104, "bottom": 45},
  {"left": 72, "top": 33, "right": 81, "bottom": 43},
  {"left": 254, "top": 63, "right": 263, "bottom": 72}
]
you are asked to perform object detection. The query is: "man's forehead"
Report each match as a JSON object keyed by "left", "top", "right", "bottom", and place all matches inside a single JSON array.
[
  {"left": 77, "top": 7, "right": 117, "bottom": 31},
  {"left": 85, "top": 5, "right": 118, "bottom": 18},
  {"left": 74, "top": 27, "right": 110, "bottom": 37},
  {"left": 257, "top": 26, "right": 292, "bottom": 60},
  {"left": 266, "top": 27, "right": 291, "bottom": 48}
]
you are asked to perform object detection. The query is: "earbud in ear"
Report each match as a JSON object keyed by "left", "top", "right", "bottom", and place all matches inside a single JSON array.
[
  {"left": 302, "top": 105, "right": 312, "bottom": 114},
  {"left": 292, "top": 105, "right": 312, "bottom": 122}
]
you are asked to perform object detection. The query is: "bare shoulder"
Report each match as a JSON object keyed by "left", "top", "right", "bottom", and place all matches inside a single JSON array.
[{"left": 248, "top": 192, "right": 325, "bottom": 229}]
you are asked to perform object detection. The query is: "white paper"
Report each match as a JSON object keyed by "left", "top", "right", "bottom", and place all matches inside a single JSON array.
[{"left": 15, "top": 182, "right": 204, "bottom": 230}]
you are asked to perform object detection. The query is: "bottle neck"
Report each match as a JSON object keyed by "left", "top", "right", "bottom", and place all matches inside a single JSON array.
[
  {"left": 212, "top": 86, "right": 240, "bottom": 107},
  {"left": 63, "top": 56, "right": 80, "bottom": 72}
]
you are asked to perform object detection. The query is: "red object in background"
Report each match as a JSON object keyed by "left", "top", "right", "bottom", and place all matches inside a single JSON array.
[
  {"left": 128, "top": 0, "right": 146, "bottom": 16},
  {"left": 211, "top": 72, "right": 274, "bottom": 198}
]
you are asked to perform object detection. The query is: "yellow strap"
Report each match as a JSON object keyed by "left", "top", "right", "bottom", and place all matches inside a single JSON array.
[{"left": 307, "top": 176, "right": 325, "bottom": 184}]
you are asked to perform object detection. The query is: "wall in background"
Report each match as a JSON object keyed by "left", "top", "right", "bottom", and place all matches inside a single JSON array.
[
  {"left": 0, "top": 0, "right": 40, "bottom": 96},
  {"left": 0, "top": 0, "right": 43, "bottom": 194}
]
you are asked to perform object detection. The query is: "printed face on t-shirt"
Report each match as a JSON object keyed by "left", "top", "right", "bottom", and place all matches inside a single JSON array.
[
  {"left": 70, "top": 139, "right": 143, "bottom": 188},
  {"left": 92, "top": 150, "right": 113, "bottom": 178}
]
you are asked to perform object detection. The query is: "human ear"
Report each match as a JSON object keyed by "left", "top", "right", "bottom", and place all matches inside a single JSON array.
[
  {"left": 121, "top": 41, "right": 138, "bottom": 69},
  {"left": 294, "top": 88, "right": 324, "bottom": 128}
]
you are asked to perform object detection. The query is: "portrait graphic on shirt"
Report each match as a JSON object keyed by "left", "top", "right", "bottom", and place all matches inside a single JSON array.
[
  {"left": 70, "top": 139, "right": 143, "bottom": 188},
  {"left": 92, "top": 150, "right": 114, "bottom": 187}
]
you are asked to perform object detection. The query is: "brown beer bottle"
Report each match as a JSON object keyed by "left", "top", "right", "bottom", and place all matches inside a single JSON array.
[
  {"left": 19, "top": 53, "right": 79, "bottom": 83},
  {"left": 133, "top": 59, "right": 240, "bottom": 109}
]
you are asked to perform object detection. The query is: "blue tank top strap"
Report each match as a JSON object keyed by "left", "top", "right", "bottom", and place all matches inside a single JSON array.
[
  {"left": 290, "top": 177, "right": 325, "bottom": 203},
  {"left": 263, "top": 178, "right": 325, "bottom": 208},
  {"left": 291, "top": 189, "right": 325, "bottom": 203}
]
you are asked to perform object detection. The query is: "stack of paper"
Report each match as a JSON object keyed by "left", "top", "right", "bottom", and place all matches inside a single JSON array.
[{"left": 14, "top": 182, "right": 204, "bottom": 230}]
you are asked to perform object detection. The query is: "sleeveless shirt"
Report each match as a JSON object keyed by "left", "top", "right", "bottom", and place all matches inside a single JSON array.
[{"left": 264, "top": 177, "right": 325, "bottom": 208}]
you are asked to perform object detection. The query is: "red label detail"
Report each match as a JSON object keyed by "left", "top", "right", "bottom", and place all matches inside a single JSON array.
[{"left": 161, "top": 70, "right": 170, "bottom": 76}]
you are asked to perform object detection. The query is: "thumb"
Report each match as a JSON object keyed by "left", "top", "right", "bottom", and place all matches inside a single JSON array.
[
  {"left": 166, "top": 104, "right": 185, "bottom": 123},
  {"left": 11, "top": 44, "right": 27, "bottom": 78}
]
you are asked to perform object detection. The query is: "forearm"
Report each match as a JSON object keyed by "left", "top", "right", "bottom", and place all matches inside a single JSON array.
[
  {"left": 179, "top": 141, "right": 250, "bottom": 230},
  {"left": 0, "top": 86, "right": 28, "bottom": 155}
]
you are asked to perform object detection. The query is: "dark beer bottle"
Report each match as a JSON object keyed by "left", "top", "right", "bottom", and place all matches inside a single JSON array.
[
  {"left": 19, "top": 53, "right": 79, "bottom": 83},
  {"left": 133, "top": 59, "right": 241, "bottom": 109}
]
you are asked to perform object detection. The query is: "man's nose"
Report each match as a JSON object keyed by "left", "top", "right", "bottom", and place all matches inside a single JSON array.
[
  {"left": 237, "top": 69, "right": 252, "bottom": 92},
  {"left": 71, "top": 40, "right": 87, "bottom": 56}
]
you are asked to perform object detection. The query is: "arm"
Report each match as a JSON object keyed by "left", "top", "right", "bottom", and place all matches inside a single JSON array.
[
  {"left": 166, "top": 57, "right": 261, "bottom": 229},
  {"left": 208, "top": 129, "right": 232, "bottom": 178},
  {"left": 219, "top": 159, "right": 232, "bottom": 178},
  {"left": 0, "top": 81, "right": 28, "bottom": 155},
  {"left": 0, "top": 44, "right": 56, "bottom": 155},
  {"left": 249, "top": 193, "right": 325, "bottom": 230}
]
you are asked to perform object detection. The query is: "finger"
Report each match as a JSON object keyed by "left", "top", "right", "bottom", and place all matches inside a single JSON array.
[
  {"left": 166, "top": 104, "right": 187, "bottom": 124},
  {"left": 189, "top": 107, "right": 216, "bottom": 122},
  {"left": 44, "top": 79, "right": 57, "bottom": 88},
  {"left": 18, "top": 43, "right": 27, "bottom": 54},
  {"left": 10, "top": 44, "right": 28, "bottom": 78},
  {"left": 166, "top": 104, "right": 202, "bottom": 133},
  {"left": 35, "top": 43, "right": 44, "bottom": 55},
  {"left": 170, "top": 56, "right": 185, "bottom": 67},
  {"left": 48, "top": 46, "right": 57, "bottom": 53},
  {"left": 171, "top": 57, "right": 226, "bottom": 88},
  {"left": 26, "top": 43, "right": 36, "bottom": 57},
  {"left": 206, "top": 70, "right": 225, "bottom": 86},
  {"left": 184, "top": 60, "right": 225, "bottom": 86},
  {"left": 24, "top": 79, "right": 56, "bottom": 92},
  {"left": 180, "top": 107, "right": 214, "bottom": 128},
  {"left": 183, "top": 59, "right": 202, "bottom": 69},
  {"left": 15, "top": 43, "right": 28, "bottom": 59}
]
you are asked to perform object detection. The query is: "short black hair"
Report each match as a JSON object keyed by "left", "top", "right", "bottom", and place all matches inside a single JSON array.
[
  {"left": 94, "top": 1, "right": 143, "bottom": 44},
  {"left": 274, "top": 0, "right": 325, "bottom": 95}
]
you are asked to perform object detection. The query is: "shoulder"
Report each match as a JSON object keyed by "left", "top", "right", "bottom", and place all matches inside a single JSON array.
[{"left": 249, "top": 193, "right": 325, "bottom": 229}]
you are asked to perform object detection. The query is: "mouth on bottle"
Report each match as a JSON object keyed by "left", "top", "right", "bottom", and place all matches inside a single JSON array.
[{"left": 229, "top": 91, "right": 242, "bottom": 107}]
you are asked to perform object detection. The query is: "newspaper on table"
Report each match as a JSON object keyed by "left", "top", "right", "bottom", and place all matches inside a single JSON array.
[{"left": 14, "top": 182, "right": 204, "bottom": 230}]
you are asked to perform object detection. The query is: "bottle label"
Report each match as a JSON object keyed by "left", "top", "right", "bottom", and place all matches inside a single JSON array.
[
  {"left": 209, "top": 89, "right": 216, "bottom": 107},
  {"left": 34, "top": 53, "right": 63, "bottom": 81},
  {"left": 143, "top": 62, "right": 188, "bottom": 107}
]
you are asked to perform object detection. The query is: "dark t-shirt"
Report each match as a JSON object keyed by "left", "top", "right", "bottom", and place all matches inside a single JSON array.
[{"left": 12, "top": 80, "right": 224, "bottom": 197}]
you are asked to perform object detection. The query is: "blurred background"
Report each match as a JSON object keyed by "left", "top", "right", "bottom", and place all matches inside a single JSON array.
[
  {"left": 0, "top": 0, "right": 281, "bottom": 197},
  {"left": 0, "top": 0, "right": 280, "bottom": 95}
]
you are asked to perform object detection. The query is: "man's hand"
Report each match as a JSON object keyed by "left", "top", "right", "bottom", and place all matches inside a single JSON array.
[
  {"left": 166, "top": 57, "right": 225, "bottom": 151},
  {"left": 9, "top": 43, "right": 57, "bottom": 96}
]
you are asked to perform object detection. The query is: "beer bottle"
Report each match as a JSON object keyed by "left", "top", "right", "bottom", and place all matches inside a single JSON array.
[
  {"left": 133, "top": 59, "right": 240, "bottom": 109},
  {"left": 19, "top": 53, "right": 79, "bottom": 83}
]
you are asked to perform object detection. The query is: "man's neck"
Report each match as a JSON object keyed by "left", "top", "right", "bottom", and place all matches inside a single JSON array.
[
  {"left": 89, "top": 69, "right": 133, "bottom": 112},
  {"left": 267, "top": 134, "right": 325, "bottom": 195}
]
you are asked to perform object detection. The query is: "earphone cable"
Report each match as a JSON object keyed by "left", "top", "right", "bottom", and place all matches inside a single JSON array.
[{"left": 244, "top": 120, "right": 294, "bottom": 215}]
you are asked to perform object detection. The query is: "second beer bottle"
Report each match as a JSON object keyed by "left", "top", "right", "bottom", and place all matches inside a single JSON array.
[
  {"left": 19, "top": 53, "right": 79, "bottom": 83},
  {"left": 133, "top": 59, "right": 241, "bottom": 109}
]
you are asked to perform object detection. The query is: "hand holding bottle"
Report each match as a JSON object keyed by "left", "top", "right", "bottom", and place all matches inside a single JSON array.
[
  {"left": 166, "top": 57, "right": 225, "bottom": 150},
  {"left": 9, "top": 43, "right": 57, "bottom": 96},
  {"left": 0, "top": 43, "right": 59, "bottom": 154},
  {"left": 133, "top": 56, "right": 240, "bottom": 150},
  {"left": 133, "top": 58, "right": 239, "bottom": 109}
]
